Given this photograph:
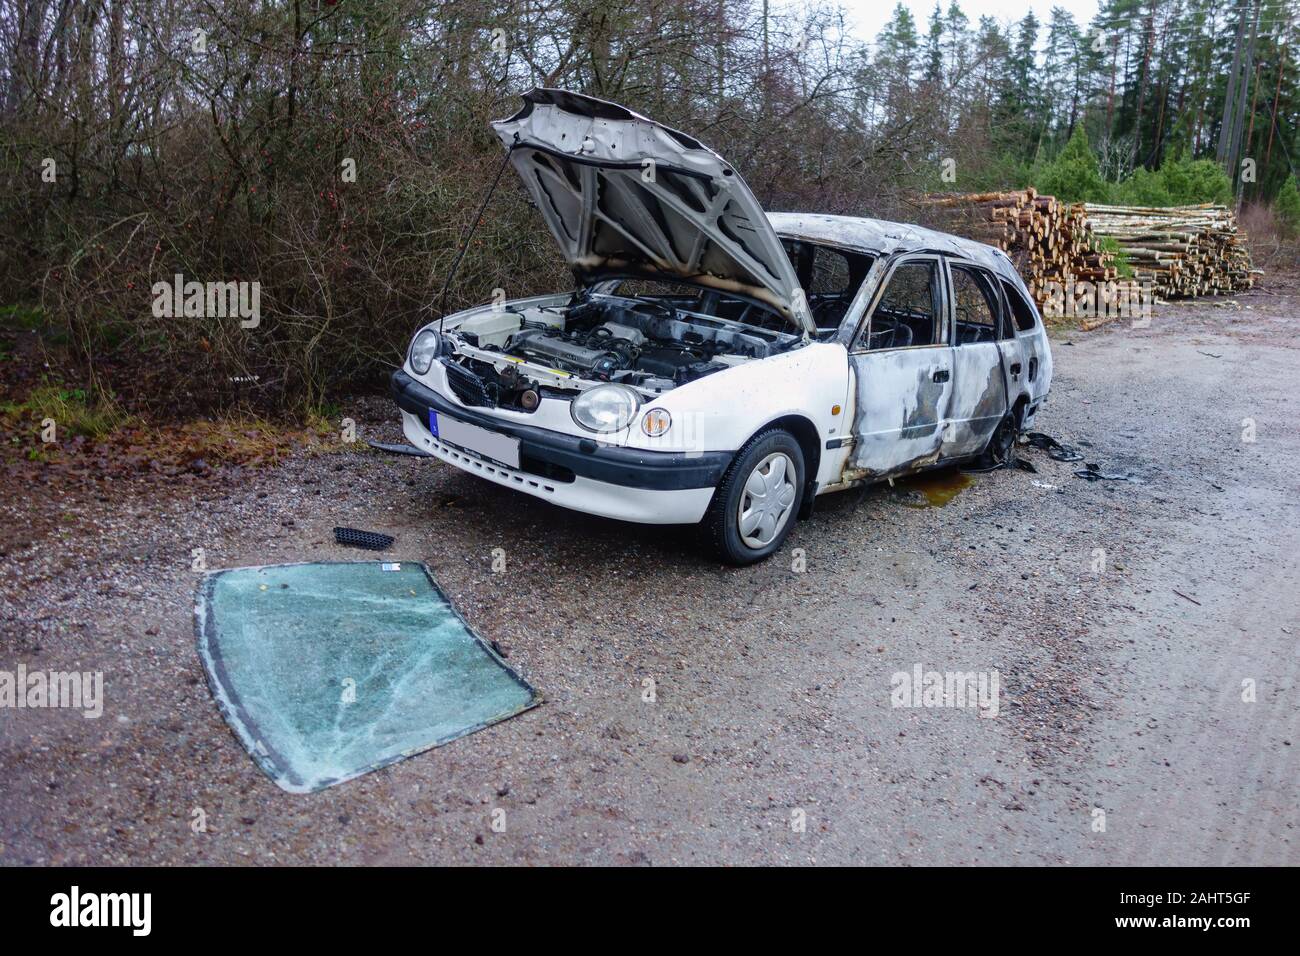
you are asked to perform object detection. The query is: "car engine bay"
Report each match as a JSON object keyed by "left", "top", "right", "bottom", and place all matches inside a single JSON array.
[{"left": 439, "top": 292, "right": 802, "bottom": 410}]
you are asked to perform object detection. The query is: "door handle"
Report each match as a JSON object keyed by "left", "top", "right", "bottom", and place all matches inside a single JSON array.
[{"left": 933, "top": 369, "right": 950, "bottom": 383}]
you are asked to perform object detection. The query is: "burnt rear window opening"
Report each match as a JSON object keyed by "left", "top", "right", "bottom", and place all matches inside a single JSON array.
[{"left": 1000, "top": 277, "right": 1039, "bottom": 332}]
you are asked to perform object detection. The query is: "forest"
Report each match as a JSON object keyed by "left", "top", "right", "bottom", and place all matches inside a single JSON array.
[{"left": 1, "top": 0, "right": 1296, "bottom": 415}]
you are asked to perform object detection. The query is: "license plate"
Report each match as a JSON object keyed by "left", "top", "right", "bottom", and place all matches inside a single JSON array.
[{"left": 429, "top": 410, "right": 521, "bottom": 469}]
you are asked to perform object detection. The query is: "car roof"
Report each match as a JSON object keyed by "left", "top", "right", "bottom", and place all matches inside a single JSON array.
[{"left": 766, "top": 212, "right": 1019, "bottom": 282}]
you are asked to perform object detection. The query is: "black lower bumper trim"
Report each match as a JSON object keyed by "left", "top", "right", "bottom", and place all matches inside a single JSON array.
[{"left": 391, "top": 369, "right": 732, "bottom": 491}]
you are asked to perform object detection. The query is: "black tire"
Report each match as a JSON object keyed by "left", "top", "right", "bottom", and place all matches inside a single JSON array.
[
  {"left": 700, "top": 428, "right": 805, "bottom": 565},
  {"left": 979, "top": 402, "right": 1022, "bottom": 469}
]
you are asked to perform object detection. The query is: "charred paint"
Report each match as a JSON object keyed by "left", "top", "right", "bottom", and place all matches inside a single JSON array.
[
  {"left": 847, "top": 348, "right": 953, "bottom": 478},
  {"left": 942, "top": 342, "right": 1010, "bottom": 456},
  {"left": 901, "top": 364, "right": 946, "bottom": 436}
]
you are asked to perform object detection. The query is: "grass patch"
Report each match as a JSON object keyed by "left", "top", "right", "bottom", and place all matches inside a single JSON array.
[
  {"left": 0, "top": 303, "right": 47, "bottom": 332},
  {"left": 1095, "top": 236, "right": 1134, "bottom": 279},
  {"left": 166, "top": 415, "right": 338, "bottom": 466},
  {"left": 2, "top": 384, "right": 131, "bottom": 440}
]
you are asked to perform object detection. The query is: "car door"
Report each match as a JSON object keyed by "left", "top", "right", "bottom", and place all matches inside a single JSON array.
[
  {"left": 998, "top": 275, "right": 1049, "bottom": 407},
  {"left": 845, "top": 255, "right": 955, "bottom": 478},
  {"left": 993, "top": 277, "right": 1030, "bottom": 403},
  {"left": 942, "top": 259, "right": 1012, "bottom": 459}
]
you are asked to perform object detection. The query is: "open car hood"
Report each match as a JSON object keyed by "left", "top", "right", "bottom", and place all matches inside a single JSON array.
[{"left": 491, "top": 89, "right": 814, "bottom": 334}]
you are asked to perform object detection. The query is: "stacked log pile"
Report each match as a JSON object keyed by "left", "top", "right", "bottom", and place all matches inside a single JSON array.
[
  {"left": 917, "top": 188, "right": 1144, "bottom": 321},
  {"left": 1080, "top": 203, "right": 1256, "bottom": 297},
  {"left": 918, "top": 191, "right": 1257, "bottom": 323}
]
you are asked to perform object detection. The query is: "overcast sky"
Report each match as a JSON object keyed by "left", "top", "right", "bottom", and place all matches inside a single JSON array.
[{"left": 837, "top": 0, "right": 1105, "bottom": 46}]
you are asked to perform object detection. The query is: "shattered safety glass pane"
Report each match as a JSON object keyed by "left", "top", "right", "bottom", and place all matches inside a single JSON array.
[{"left": 195, "top": 562, "right": 537, "bottom": 793}]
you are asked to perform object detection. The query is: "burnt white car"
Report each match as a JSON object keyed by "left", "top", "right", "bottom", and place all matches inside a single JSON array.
[{"left": 392, "top": 89, "right": 1052, "bottom": 564}]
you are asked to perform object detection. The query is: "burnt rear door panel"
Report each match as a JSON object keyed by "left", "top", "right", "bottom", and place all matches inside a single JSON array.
[
  {"left": 945, "top": 342, "right": 1006, "bottom": 457},
  {"left": 943, "top": 261, "right": 1012, "bottom": 457}
]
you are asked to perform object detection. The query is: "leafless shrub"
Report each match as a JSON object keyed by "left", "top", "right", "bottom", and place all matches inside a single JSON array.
[
  {"left": 1239, "top": 201, "right": 1294, "bottom": 272},
  {"left": 6, "top": 1, "right": 1270, "bottom": 414}
]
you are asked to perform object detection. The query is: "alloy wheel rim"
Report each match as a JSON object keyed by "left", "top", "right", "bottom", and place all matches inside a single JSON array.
[{"left": 737, "top": 452, "right": 797, "bottom": 549}]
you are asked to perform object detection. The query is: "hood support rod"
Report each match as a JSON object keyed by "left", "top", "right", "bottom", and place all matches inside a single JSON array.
[{"left": 437, "top": 133, "right": 520, "bottom": 333}]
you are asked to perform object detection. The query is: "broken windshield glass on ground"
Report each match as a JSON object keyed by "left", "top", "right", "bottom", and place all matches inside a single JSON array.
[{"left": 195, "top": 561, "right": 537, "bottom": 793}]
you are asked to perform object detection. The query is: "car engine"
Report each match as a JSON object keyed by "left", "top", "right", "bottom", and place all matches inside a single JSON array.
[{"left": 442, "top": 293, "right": 798, "bottom": 410}]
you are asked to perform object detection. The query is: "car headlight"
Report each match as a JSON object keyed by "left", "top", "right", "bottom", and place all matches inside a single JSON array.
[
  {"left": 571, "top": 384, "right": 640, "bottom": 433},
  {"left": 641, "top": 408, "right": 671, "bottom": 437},
  {"left": 407, "top": 329, "right": 441, "bottom": 374}
]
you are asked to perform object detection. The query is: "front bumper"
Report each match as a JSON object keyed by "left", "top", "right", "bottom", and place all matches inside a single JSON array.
[{"left": 391, "top": 369, "right": 729, "bottom": 524}]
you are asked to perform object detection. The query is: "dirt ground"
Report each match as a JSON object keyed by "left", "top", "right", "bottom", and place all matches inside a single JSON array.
[{"left": 2, "top": 284, "right": 1297, "bottom": 866}]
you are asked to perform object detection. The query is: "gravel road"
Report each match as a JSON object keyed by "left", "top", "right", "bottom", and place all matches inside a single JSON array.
[{"left": 2, "top": 286, "right": 1297, "bottom": 866}]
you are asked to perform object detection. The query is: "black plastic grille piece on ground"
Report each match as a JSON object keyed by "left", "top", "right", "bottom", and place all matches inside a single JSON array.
[{"left": 334, "top": 527, "right": 395, "bottom": 551}]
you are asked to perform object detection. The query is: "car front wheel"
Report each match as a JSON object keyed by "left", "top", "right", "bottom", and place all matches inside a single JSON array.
[{"left": 701, "top": 428, "right": 804, "bottom": 565}]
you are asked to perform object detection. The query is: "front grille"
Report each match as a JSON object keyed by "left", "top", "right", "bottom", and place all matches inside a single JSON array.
[{"left": 442, "top": 359, "right": 494, "bottom": 407}]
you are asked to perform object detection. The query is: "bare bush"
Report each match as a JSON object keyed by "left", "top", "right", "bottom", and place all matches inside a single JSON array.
[
  {"left": 5, "top": 1, "right": 929, "bottom": 414},
  {"left": 3, "top": 1, "right": 1293, "bottom": 415}
]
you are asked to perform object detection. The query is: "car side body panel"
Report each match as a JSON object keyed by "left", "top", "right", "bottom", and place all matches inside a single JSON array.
[{"left": 766, "top": 213, "right": 1054, "bottom": 481}]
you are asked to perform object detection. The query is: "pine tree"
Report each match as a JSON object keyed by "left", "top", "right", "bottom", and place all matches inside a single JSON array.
[
  {"left": 1274, "top": 176, "right": 1300, "bottom": 236},
  {"left": 875, "top": 4, "right": 921, "bottom": 127},
  {"left": 923, "top": 2, "right": 945, "bottom": 87},
  {"left": 1036, "top": 124, "right": 1110, "bottom": 201}
]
